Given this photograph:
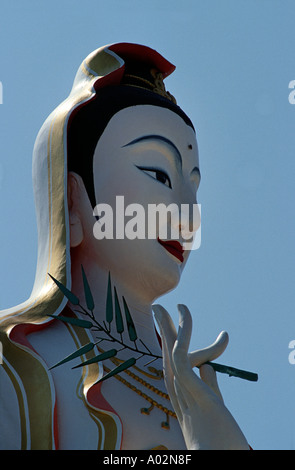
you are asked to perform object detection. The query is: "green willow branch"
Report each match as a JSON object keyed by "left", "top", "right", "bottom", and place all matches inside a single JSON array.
[{"left": 47, "top": 268, "right": 258, "bottom": 383}]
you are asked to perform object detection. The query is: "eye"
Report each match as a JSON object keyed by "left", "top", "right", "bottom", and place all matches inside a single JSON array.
[{"left": 136, "top": 166, "right": 172, "bottom": 188}]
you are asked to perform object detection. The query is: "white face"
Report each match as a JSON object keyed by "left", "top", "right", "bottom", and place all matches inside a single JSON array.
[{"left": 89, "top": 105, "right": 200, "bottom": 301}]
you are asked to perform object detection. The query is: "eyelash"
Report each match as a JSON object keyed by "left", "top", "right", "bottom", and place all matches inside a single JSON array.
[{"left": 136, "top": 166, "right": 172, "bottom": 189}]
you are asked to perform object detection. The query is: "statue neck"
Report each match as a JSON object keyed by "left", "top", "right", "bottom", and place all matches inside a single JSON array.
[{"left": 69, "top": 251, "right": 162, "bottom": 358}]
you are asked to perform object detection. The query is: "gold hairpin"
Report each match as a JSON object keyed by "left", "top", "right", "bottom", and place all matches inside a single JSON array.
[{"left": 124, "top": 70, "right": 177, "bottom": 104}]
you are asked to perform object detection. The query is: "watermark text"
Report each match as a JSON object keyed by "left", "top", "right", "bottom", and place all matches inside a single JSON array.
[
  {"left": 288, "top": 80, "right": 295, "bottom": 104},
  {"left": 288, "top": 340, "right": 295, "bottom": 364},
  {"left": 93, "top": 196, "right": 201, "bottom": 251}
]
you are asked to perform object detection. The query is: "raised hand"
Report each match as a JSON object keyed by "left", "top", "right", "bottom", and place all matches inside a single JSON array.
[{"left": 152, "top": 304, "right": 249, "bottom": 450}]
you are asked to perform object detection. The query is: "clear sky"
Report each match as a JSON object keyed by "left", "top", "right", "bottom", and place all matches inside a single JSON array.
[{"left": 0, "top": 0, "right": 295, "bottom": 450}]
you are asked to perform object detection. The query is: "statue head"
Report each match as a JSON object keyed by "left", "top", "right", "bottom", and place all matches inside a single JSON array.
[{"left": 1, "top": 43, "right": 200, "bottom": 328}]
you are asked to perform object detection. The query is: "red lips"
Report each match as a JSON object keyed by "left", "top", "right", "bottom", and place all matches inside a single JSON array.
[{"left": 157, "top": 238, "right": 184, "bottom": 263}]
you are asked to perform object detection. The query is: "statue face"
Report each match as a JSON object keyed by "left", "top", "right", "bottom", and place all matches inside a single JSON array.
[{"left": 80, "top": 105, "right": 200, "bottom": 301}]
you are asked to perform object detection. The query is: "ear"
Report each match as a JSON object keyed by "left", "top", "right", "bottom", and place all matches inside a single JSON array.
[{"left": 67, "top": 172, "right": 84, "bottom": 247}]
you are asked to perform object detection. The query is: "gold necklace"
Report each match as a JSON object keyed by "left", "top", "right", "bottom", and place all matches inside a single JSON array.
[
  {"left": 103, "top": 363, "right": 177, "bottom": 429},
  {"left": 97, "top": 345, "right": 177, "bottom": 429}
]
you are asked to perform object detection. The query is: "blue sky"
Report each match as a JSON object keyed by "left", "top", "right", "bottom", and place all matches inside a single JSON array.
[{"left": 0, "top": 0, "right": 295, "bottom": 450}]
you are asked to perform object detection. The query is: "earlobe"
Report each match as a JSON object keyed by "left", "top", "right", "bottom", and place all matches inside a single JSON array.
[
  {"left": 68, "top": 172, "right": 84, "bottom": 247},
  {"left": 69, "top": 212, "right": 84, "bottom": 247}
]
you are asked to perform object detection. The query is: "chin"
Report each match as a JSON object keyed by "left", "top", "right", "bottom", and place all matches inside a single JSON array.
[
  {"left": 152, "top": 267, "right": 182, "bottom": 300},
  {"left": 93, "top": 237, "right": 187, "bottom": 302},
  {"left": 140, "top": 252, "right": 185, "bottom": 302}
]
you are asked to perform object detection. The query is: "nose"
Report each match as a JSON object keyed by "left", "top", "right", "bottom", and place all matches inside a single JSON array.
[
  {"left": 169, "top": 200, "right": 201, "bottom": 244},
  {"left": 180, "top": 204, "right": 201, "bottom": 241}
]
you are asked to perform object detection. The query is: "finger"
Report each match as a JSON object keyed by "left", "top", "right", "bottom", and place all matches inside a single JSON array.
[
  {"left": 152, "top": 304, "right": 182, "bottom": 417},
  {"left": 199, "top": 363, "right": 224, "bottom": 402},
  {"left": 152, "top": 304, "right": 177, "bottom": 381},
  {"left": 189, "top": 331, "right": 229, "bottom": 368},
  {"left": 172, "top": 305, "right": 215, "bottom": 402},
  {"left": 152, "top": 304, "right": 178, "bottom": 347},
  {"left": 174, "top": 304, "right": 193, "bottom": 355},
  {"left": 172, "top": 304, "right": 196, "bottom": 378}
]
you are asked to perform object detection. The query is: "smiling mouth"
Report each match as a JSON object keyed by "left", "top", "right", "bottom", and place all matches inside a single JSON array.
[{"left": 157, "top": 238, "right": 184, "bottom": 263}]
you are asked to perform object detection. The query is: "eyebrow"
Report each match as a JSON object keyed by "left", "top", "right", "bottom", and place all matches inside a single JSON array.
[{"left": 122, "top": 135, "right": 183, "bottom": 170}]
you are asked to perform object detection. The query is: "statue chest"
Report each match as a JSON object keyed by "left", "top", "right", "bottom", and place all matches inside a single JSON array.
[{"left": 28, "top": 321, "right": 186, "bottom": 450}]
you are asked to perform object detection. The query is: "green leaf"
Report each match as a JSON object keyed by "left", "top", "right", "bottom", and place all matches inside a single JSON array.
[
  {"left": 106, "top": 272, "right": 113, "bottom": 324},
  {"left": 81, "top": 265, "right": 95, "bottom": 311},
  {"left": 72, "top": 349, "right": 117, "bottom": 369},
  {"left": 122, "top": 296, "right": 137, "bottom": 342},
  {"left": 98, "top": 357, "right": 136, "bottom": 383},
  {"left": 114, "top": 286, "right": 124, "bottom": 334},
  {"left": 49, "top": 342, "right": 95, "bottom": 369},
  {"left": 48, "top": 273, "right": 79, "bottom": 305},
  {"left": 47, "top": 314, "right": 93, "bottom": 329}
]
